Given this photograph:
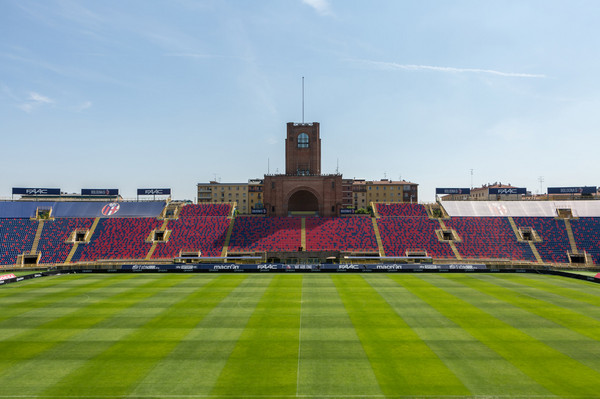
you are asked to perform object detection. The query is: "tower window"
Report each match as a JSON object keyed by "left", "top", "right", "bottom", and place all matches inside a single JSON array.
[{"left": 298, "top": 133, "right": 309, "bottom": 148}]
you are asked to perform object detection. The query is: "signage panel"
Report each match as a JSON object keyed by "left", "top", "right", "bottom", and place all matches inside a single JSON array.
[
  {"left": 137, "top": 188, "right": 171, "bottom": 196},
  {"left": 436, "top": 188, "right": 471, "bottom": 195},
  {"left": 547, "top": 186, "right": 596, "bottom": 195},
  {"left": 81, "top": 189, "right": 119, "bottom": 196},
  {"left": 120, "top": 263, "right": 488, "bottom": 272},
  {"left": 12, "top": 187, "right": 60, "bottom": 196},
  {"left": 488, "top": 187, "right": 526, "bottom": 195}
]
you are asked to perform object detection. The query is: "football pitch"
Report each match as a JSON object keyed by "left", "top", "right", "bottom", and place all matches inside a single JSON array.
[{"left": 1, "top": 273, "right": 600, "bottom": 398}]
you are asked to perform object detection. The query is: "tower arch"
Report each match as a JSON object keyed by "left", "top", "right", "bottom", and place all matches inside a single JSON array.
[{"left": 286, "top": 187, "right": 321, "bottom": 215}]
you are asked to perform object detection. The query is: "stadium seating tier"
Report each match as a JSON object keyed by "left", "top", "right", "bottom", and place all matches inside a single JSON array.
[
  {"left": 72, "top": 218, "right": 162, "bottom": 262},
  {"left": 0, "top": 219, "right": 38, "bottom": 265},
  {"left": 305, "top": 217, "right": 378, "bottom": 252},
  {"left": 228, "top": 217, "right": 301, "bottom": 252},
  {"left": 152, "top": 217, "right": 230, "bottom": 259},
  {"left": 375, "top": 203, "right": 429, "bottom": 217},
  {"left": 377, "top": 217, "right": 455, "bottom": 258},
  {"left": 512, "top": 217, "right": 571, "bottom": 264},
  {"left": 2, "top": 200, "right": 600, "bottom": 266},
  {"left": 570, "top": 217, "right": 600, "bottom": 263},
  {"left": 178, "top": 203, "right": 232, "bottom": 217},
  {"left": 445, "top": 217, "right": 536, "bottom": 261},
  {"left": 38, "top": 218, "right": 94, "bottom": 264}
]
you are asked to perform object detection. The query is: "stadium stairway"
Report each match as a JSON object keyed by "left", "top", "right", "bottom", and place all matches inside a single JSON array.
[
  {"left": 508, "top": 216, "right": 543, "bottom": 263},
  {"left": 371, "top": 202, "right": 381, "bottom": 218},
  {"left": 371, "top": 217, "right": 386, "bottom": 257},
  {"left": 220, "top": 216, "right": 237, "bottom": 257},
  {"left": 30, "top": 220, "right": 45, "bottom": 255},
  {"left": 564, "top": 218, "right": 579, "bottom": 253},
  {"left": 145, "top": 219, "right": 170, "bottom": 260},
  {"left": 65, "top": 217, "right": 100, "bottom": 264},
  {"left": 437, "top": 218, "right": 461, "bottom": 260},
  {"left": 301, "top": 218, "right": 307, "bottom": 251}
]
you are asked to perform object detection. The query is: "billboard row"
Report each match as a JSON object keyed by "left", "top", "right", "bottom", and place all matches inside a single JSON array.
[
  {"left": 436, "top": 188, "right": 471, "bottom": 195},
  {"left": 12, "top": 187, "right": 60, "bottom": 196},
  {"left": 547, "top": 186, "right": 596, "bottom": 195}
]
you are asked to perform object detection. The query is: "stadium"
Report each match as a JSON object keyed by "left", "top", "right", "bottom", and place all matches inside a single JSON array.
[{"left": 2, "top": 120, "right": 600, "bottom": 398}]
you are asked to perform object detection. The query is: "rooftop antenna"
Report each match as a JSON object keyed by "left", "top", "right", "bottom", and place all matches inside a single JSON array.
[
  {"left": 268, "top": 158, "right": 270, "bottom": 174},
  {"left": 470, "top": 168, "right": 474, "bottom": 189},
  {"left": 336, "top": 158, "right": 339, "bottom": 174},
  {"left": 302, "top": 77, "right": 304, "bottom": 123}
]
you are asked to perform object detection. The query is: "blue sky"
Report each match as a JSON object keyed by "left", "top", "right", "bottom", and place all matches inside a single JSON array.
[{"left": 2, "top": 0, "right": 599, "bottom": 202}]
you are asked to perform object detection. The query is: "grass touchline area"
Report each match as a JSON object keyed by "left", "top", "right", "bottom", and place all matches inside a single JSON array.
[{"left": 0, "top": 273, "right": 599, "bottom": 398}]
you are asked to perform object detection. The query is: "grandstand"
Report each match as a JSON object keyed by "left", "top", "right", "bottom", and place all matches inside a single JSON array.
[
  {"left": 1, "top": 200, "right": 600, "bottom": 269},
  {"left": 152, "top": 204, "right": 232, "bottom": 259}
]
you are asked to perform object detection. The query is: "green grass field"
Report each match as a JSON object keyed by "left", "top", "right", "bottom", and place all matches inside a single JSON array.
[{"left": 1, "top": 273, "right": 600, "bottom": 398}]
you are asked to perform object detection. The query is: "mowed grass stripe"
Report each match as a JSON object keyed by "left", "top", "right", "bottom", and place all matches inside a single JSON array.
[
  {"left": 0, "top": 274, "right": 197, "bottom": 394},
  {"left": 0, "top": 274, "right": 164, "bottom": 372},
  {"left": 517, "top": 273, "right": 600, "bottom": 298},
  {"left": 211, "top": 274, "right": 303, "bottom": 397},
  {"left": 332, "top": 274, "right": 469, "bottom": 397},
  {"left": 39, "top": 275, "right": 243, "bottom": 398},
  {"left": 481, "top": 273, "right": 600, "bottom": 316},
  {"left": 1, "top": 274, "right": 184, "bottom": 336},
  {"left": 296, "top": 275, "right": 382, "bottom": 397},
  {"left": 396, "top": 274, "right": 600, "bottom": 397},
  {"left": 0, "top": 273, "right": 92, "bottom": 298},
  {"left": 130, "top": 275, "right": 274, "bottom": 397},
  {"left": 450, "top": 274, "right": 600, "bottom": 341},
  {"left": 366, "top": 275, "right": 551, "bottom": 397},
  {"left": 0, "top": 274, "right": 139, "bottom": 325},
  {"left": 0, "top": 273, "right": 89, "bottom": 301},
  {"left": 442, "top": 274, "right": 600, "bottom": 375}
]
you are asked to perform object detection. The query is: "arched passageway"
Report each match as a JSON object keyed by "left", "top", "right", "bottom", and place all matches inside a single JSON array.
[{"left": 288, "top": 190, "right": 319, "bottom": 213}]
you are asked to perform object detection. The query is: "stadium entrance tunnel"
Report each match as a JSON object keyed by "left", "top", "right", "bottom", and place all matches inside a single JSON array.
[
  {"left": 18, "top": 253, "right": 40, "bottom": 266},
  {"left": 517, "top": 227, "right": 541, "bottom": 242},
  {"left": 557, "top": 208, "right": 574, "bottom": 218},
  {"left": 288, "top": 190, "right": 319, "bottom": 214},
  {"left": 36, "top": 207, "right": 52, "bottom": 220},
  {"left": 568, "top": 251, "right": 592, "bottom": 265}
]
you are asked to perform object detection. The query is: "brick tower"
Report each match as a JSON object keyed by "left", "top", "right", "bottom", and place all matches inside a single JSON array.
[
  {"left": 264, "top": 121, "right": 342, "bottom": 217},
  {"left": 285, "top": 122, "right": 321, "bottom": 175}
]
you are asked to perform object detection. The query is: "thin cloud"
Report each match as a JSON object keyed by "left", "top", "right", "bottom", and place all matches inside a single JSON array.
[
  {"left": 302, "top": 0, "right": 333, "bottom": 16},
  {"left": 1, "top": 51, "right": 128, "bottom": 87},
  {"left": 75, "top": 101, "right": 92, "bottom": 112},
  {"left": 29, "top": 92, "right": 54, "bottom": 104},
  {"left": 0, "top": 83, "right": 20, "bottom": 102},
  {"left": 18, "top": 103, "right": 35, "bottom": 113},
  {"left": 18, "top": 91, "right": 55, "bottom": 112},
  {"left": 354, "top": 59, "right": 546, "bottom": 78}
]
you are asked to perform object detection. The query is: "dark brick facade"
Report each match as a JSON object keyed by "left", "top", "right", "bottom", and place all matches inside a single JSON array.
[
  {"left": 285, "top": 123, "right": 321, "bottom": 175},
  {"left": 263, "top": 174, "right": 342, "bottom": 217}
]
